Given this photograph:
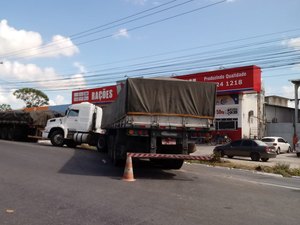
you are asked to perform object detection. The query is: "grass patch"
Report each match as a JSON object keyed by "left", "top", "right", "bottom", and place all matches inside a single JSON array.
[
  {"left": 256, "top": 163, "right": 300, "bottom": 177},
  {"left": 188, "top": 154, "right": 300, "bottom": 177}
]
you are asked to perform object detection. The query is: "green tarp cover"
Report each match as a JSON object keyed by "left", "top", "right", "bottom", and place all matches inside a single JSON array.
[
  {"left": 0, "top": 110, "right": 62, "bottom": 126},
  {"left": 102, "top": 78, "right": 216, "bottom": 128}
]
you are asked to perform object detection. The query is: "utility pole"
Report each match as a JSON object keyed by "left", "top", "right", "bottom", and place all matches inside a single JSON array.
[{"left": 291, "top": 79, "right": 300, "bottom": 150}]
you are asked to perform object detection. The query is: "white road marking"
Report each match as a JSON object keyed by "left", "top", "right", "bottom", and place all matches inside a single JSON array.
[{"left": 230, "top": 177, "right": 300, "bottom": 191}]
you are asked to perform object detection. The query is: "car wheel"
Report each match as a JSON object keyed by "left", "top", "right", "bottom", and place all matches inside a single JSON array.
[
  {"left": 227, "top": 155, "right": 234, "bottom": 159},
  {"left": 220, "top": 150, "right": 225, "bottom": 157},
  {"left": 288, "top": 146, "right": 292, "bottom": 153},
  {"left": 297, "top": 153, "right": 300, "bottom": 157},
  {"left": 250, "top": 153, "right": 260, "bottom": 161},
  {"left": 261, "top": 158, "right": 269, "bottom": 162},
  {"left": 277, "top": 148, "right": 281, "bottom": 155}
]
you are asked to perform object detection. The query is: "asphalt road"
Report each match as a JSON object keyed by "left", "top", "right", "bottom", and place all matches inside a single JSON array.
[{"left": 1, "top": 140, "right": 300, "bottom": 225}]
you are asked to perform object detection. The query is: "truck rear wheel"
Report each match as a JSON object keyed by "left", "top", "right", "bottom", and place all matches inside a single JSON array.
[
  {"left": 96, "top": 136, "right": 107, "bottom": 153},
  {"left": 112, "top": 146, "right": 125, "bottom": 167},
  {"left": 50, "top": 130, "right": 64, "bottom": 147}
]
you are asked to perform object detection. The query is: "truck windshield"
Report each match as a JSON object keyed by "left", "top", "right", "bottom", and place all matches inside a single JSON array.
[{"left": 68, "top": 109, "right": 79, "bottom": 117}]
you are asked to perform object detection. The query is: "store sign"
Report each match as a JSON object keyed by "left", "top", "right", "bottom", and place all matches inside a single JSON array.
[
  {"left": 215, "top": 105, "right": 239, "bottom": 119},
  {"left": 72, "top": 85, "right": 118, "bottom": 104},
  {"left": 216, "top": 94, "right": 239, "bottom": 105},
  {"left": 175, "top": 65, "right": 261, "bottom": 93}
]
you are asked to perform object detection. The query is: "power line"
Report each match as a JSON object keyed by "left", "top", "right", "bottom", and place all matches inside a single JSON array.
[
  {"left": 0, "top": 0, "right": 179, "bottom": 59},
  {"left": 2, "top": 32, "right": 299, "bottom": 85},
  {"left": 2, "top": 0, "right": 227, "bottom": 61},
  {"left": 2, "top": 39, "right": 299, "bottom": 88}
]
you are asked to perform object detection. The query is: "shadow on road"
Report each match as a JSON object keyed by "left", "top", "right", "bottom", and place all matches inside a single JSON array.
[{"left": 57, "top": 147, "right": 188, "bottom": 181}]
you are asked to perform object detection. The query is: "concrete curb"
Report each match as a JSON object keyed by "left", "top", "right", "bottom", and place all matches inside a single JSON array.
[{"left": 254, "top": 171, "right": 283, "bottom": 178}]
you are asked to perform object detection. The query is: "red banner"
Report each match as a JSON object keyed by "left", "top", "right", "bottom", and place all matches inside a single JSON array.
[
  {"left": 72, "top": 85, "right": 118, "bottom": 104},
  {"left": 175, "top": 65, "right": 261, "bottom": 93}
]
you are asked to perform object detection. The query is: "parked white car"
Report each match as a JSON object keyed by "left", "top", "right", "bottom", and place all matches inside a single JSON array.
[
  {"left": 296, "top": 140, "right": 300, "bottom": 157},
  {"left": 261, "top": 137, "right": 291, "bottom": 154}
]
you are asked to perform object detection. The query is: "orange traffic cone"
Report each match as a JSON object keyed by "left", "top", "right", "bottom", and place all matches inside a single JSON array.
[{"left": 122, "top": 155, "right": 135, "bottom": 181}]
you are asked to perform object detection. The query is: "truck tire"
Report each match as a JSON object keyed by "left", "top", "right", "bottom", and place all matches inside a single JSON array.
[
  {"left": 108, "top": 135, "right": 115, "bottom": 159},
  {"left": 14, "top": 127, "right": 26, "bottom": 141},
  {"left": 65, "top": 140, "right": 77, "bottom": 148},
  {"left": 96, "top": 136, "right": 107, "bottom": 153},
  {"left": 7, "top": 127, "right": 14, "bottom": 140},
  {"left": 1, "top": 127, "right": 8, "bottom": 140},
  {"left": 50, "top": 130, "right": 64, "bottom": 147},
  {"left": 0, "top": 128, "right": 4, "bottom": 139},
  {"left": 112, "top": 146, "right": 125, "bottom": 167},
  {"left": 108, "top": 133, "right": 125, "bottom": 167}
]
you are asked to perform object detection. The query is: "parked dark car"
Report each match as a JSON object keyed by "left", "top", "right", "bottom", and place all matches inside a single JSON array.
[{"left": 213, "top": 139, "right": 276, "bottom": 162}]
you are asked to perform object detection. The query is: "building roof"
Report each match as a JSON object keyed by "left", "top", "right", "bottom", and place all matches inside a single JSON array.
[{"left": 265, "top": 95, "right": 290, "bottom": 100}]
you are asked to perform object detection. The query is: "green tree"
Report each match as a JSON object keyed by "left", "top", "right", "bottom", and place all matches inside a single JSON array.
[
  {"left": 13, "top": 88, "right": 49, "bottom": 108},
  {"left": 0, "top": 104, "right": 12, "bottom": 111}
]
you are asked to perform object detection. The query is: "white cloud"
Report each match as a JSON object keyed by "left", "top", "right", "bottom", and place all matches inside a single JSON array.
[
  {"left": 0, "top": 88, "right": 26, "bottom": 109},
  {"left": 0, "top": 60, "right": 87, "bottom": 88},
  {"left": 73, "top": 62, "right": 86, "bottom": 73},
  {"left": 282, "top": 84, "right": 295, "bottom": 99},
  {"left": 0, "top": 60, "right": 56, "bottom": 81},
  {"left": 49, "top": 95, "right": 66, "bottom": 106},
  {"left": 282, "top": 37, "right": 300, "bottom": 71},
  {"left": 0, "top": 19, "right": 79, "bottom": 59},
  {"left": 126, "top": 0, "right": 148, "bottom": 5},
  {"left": 285, "top": 37, "right": 300, "bottom": 50},
  {"left": 113, "top": 28, "right": 130, "bottom": 39},
  {"left": 0, "top": 60, "right": 87, "bottom": 109},
  {"left": 281, "top": 84, "right": 300, "bottom": 108}
]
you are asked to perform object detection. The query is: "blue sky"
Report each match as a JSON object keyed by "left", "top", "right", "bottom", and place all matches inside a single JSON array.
[{"left": 0, "top": 0, "right": 300, "bottom": 109}]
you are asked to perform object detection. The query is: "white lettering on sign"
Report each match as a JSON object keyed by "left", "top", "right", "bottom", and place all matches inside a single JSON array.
[
  {"left": 91, "top": 89, "right": 113, "bottom": 101},
  {"left": 225, "top": 72, "right": 247, "bottom": 79},
  {"left": 73, "top": 91, "right": 89, "bottom": 102},
  {"left": 204, "top": 75, "right": 225, "bottom": 81},
  {"left": 216, "top": 79, "right": 243, "bottom": 88}
]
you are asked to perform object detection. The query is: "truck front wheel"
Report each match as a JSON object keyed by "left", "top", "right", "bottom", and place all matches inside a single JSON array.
[{"left": 50, "top": 130, "right": 64, "bottom": 147}]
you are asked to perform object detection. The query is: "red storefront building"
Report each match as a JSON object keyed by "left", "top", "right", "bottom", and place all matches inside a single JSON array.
[
  {"left": 175, "top": 65, "right": 262, "bottom": 141},
  {"left": 72, "top": 65, "right": 263, "bottom": 141}
]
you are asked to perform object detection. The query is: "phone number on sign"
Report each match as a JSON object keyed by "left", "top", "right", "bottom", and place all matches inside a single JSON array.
[{"left": 216, "top": 79, "right": 243, "bottom": 88}]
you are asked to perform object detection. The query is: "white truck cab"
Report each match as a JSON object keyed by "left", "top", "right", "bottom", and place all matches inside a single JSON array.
[{"left": 42, "top": 102, "right": 105, "bottom": 148}]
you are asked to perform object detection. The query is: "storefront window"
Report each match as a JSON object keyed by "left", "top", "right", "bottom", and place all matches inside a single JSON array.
[{"left": 216, "top": 119, "right": 237, "bottom": 130}]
